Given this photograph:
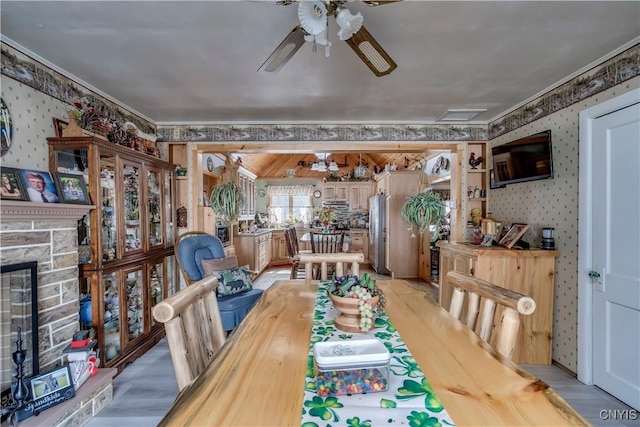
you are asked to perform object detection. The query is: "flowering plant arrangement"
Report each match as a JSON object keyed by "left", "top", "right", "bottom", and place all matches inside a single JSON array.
[
  {"left": 315, "top": 206, "right": 337, "bottom": 225},
  {"left": 328, "top": 273, "right": 386, "bottom": 332}
]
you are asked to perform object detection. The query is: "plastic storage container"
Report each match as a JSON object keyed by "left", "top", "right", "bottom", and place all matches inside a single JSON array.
[{"left": 313, "top": 339, "right": 390, "bottom": 396}]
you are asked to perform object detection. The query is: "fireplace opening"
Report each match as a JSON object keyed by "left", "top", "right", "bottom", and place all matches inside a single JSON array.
[{"left": 1, "top": 261, "right": 39, "bottom": 416}]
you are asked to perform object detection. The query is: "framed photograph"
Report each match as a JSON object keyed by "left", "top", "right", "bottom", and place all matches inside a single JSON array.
[
  {"left": 52, "top": 117, "right": 68, "bottom": 138},
  {"left": 54, "top": 172, "right": 90, "bottom": 204},
  {"left": 29, "top": 365, "right": 75, "bottom": 414},
  {"left": 0, "top": 167, "right": 28, "bottom": 201},
  {"left": 490, "top": 169, "right": 506, "bottom": 189},
  {"left": 495, "top": 221, "right": 505, "bottom": 241},
  {"left": 499, "top": 223, "right": 530, "bottom": 249},
  {"left": 20, "top": 169, "right": 60, "bottom": 203}
]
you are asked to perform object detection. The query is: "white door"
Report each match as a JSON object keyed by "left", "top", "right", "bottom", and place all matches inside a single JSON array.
[{"left": 590, "top": 101, "right": 640, "bottom": 410}]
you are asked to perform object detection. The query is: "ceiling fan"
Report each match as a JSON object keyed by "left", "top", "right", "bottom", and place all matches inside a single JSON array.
[{"left": 258, "top": 0, "right": 399, "bottom": 77}]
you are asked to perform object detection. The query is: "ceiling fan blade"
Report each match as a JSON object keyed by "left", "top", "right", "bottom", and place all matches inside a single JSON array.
[
  {"left": 361, "top": 0, "right": 402, "bottom": 6},
  {"left": 343, "top": 24, "right": 397, "bottom": 77},
  {"left": 258, "top": 25, "right": 307, "bottom": 74}
]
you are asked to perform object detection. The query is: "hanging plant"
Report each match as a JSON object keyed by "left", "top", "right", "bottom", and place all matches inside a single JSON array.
[
  {"left": 401, "top": 189, "right": 446, "bottom": 240},
  {"left": 209, "top": 181, "right": 246, "bottom": 223}
]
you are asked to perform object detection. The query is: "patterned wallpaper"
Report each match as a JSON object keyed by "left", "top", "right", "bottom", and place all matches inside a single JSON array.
[
  {"left": 0, "top": 79, "right": 68, "bottom": 169},
  {"left": 488, "top": 77, "right": 640, "bottom": 371}
]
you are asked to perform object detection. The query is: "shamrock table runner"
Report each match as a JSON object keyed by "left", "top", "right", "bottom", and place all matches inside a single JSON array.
[{"left": 300, "top": 282, "right": 456, "bottom": 427}]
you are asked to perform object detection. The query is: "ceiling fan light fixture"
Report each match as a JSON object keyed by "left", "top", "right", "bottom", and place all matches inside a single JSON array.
[
  {"left": 298, "top": 0, "right": 328, "bottom": 35},
  {"left": 328, "top": 160, "right": 339, "bottom": 171},
  {"left": 336, "top": 8, "right": 363, "bottom": 41},
  {"left": 317, "top": 161, "right": 328, "bottom": 172}
]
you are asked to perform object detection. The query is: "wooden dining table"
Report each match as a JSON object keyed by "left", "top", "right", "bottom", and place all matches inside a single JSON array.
[{"left": 159, "top": 280, "right": 588, "bottom": 426}]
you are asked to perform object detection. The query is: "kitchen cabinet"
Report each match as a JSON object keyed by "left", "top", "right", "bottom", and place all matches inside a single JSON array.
[
  {"left": 348, "top": 183, "right": 374, "bottom": 211},
  {"left": 270, "top": 230, "right": 289, "bottom": 265},
  {"left": 348, "top": 229, "right": 368, "bottom": 262},
  {"left": 322, "top": 183, "right": 349, "bottom": 201},
  {"left": 437, "top": 242, "right": 558, "bottom": 364},
  {"left": 48, "top": 135, "right": 178, "bottom": 372},
  {"left": 238, "top": 169, "right": 256, "bottom": 218},
  {"left": 235, "top": 231, "right": 271, "bottom": 275}
]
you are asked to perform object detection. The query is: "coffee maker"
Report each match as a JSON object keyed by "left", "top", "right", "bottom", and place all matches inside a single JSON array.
[{"left": 540, "top": 227, "right": 556, "bottom": 250}]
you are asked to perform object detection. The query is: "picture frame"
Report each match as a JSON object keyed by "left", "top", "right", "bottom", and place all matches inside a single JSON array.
[
  {"left": 52, "top": 117, "right": 68, "bottom": 138},
  {"left": 29, "top": 365, "right": 75, "bottom": 414},
  {"left": 490, "top": 169, "right": 506, "bottom": 189},
  {"left": 0, "top": 167, "right": 28, "bottom": 201},
  {"left": 499, "top": 223, "right": 530, "bottom": 249},
  {"left": 20, "top": 169, "right": 60, "bottom": 203},
  {"left": 495, "top": 221, "right": 505, "bottom": 241},
  {"left": 55, "top": 172, "right": 91, "bottom": 204}
]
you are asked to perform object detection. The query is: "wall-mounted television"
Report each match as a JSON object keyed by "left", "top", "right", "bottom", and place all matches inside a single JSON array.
[{"left": 491, "top": 130, "right": 553, "bottom": 187}]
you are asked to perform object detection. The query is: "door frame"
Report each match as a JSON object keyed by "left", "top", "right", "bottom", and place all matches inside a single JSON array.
[{"left": 577, "top": 87, "right": 640, "bottom": 384}]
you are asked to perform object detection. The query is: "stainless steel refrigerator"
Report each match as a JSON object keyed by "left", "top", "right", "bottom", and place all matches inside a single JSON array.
[{"left": 368, "top": 194, "right": 389, "bottom": 274}]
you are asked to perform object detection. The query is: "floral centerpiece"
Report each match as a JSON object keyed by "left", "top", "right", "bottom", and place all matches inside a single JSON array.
[
  {"left": 328, "top": 273, "right": 385, "bottom": 333},
  {"left": 315, "top": 205, "right": 337, "bottom": 227}
]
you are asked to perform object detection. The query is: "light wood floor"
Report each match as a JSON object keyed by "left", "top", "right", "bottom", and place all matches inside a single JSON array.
[{"left": 86, "top": 266, "right": 638, "bottom": 427}]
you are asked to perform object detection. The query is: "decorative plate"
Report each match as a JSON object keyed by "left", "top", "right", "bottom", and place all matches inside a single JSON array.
[
  {"left": 313, "top": 189, "right": 322, "bottom": 198},
  {"left": 0, "top": 98, "right": 13, "bottom": 157},
  {"left": 207, "top": 156, "right": 214, "bottom": 172}
]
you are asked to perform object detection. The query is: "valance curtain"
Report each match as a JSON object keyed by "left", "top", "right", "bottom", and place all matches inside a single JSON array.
[{"left": 267, "top": 185, "right": 314, "bottom": 196}]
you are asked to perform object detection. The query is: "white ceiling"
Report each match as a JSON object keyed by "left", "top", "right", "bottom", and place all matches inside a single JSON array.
[{"left": 1, "top": 1, "right": 638, "bottom": 125}]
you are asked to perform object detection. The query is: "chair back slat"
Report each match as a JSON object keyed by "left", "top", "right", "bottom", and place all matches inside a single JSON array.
[
  {"left": 298, "top": 253, "right": 364, "bottom": 284},
  {"left": 446, "top": 271, "right": 536, "bottom": 360},
  {"left": 310, "top": 232, "right": 345, "bottom": 254},
  {"left": 153, "top": 276, "right": 225, "bottom": 391}
]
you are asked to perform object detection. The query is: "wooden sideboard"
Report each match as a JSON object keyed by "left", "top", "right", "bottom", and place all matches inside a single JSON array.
[{"left": 436, "top": 242, "right": 558, "bottom": 364}]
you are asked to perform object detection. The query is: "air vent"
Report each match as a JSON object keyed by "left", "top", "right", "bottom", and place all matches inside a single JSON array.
[{"left": 437, "top": 109, "right": 487, "bottom": 121}]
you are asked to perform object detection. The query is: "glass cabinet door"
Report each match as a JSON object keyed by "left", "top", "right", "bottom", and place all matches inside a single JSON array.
[
  {"left": 123, "top": 162, "right": 142, "bottom": 254},
  {"left": 100, "top": 153, "right": 118, "bottom": 262},
  {"left": 148, "top": 260, "right": 164, "bottom": 327},
  {"left": 103, "top": 272, "right": 121, "bottom": 363},
  {"left": 164, "top": 169, "right": 175, "bottom": 247},
  {"left": 147, "top": 168, "right": 163, "bottom": 249},
  {"left": 125, "top": 268, "right": 144, "bottom": 342}
]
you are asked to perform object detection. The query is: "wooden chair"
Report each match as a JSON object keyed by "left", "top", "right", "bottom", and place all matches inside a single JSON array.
[
  {"left": 152, "top": 275, "right": 226, "bottom": 391},
  {"left": 310, "top": 231, "right": 345, "bottom": 254},
  {"left": 284, "top": 227, "right": 307, "bottom": 279},
  {"left": 298, "top": 252, "right": 364, "bottom": 284},
  {"left": 446, "top": 271, "right": 536, "bottom": 360}
]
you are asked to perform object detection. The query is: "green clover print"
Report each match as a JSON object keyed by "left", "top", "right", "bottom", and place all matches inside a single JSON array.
[
  {"left": 374, "top": 316, "right": 397, "bottom": 332},
  {"left": 390, "top": 355, "right": 423, "bottom": 378},
  {"left": 396, "top": 378, "right": 444, "bottom": 412},
  {"left": 407, "top": 410, "right": 443, "bottom": 427},
  {"left": 384, "top": 341, "right": 408, "bottom": 355},
  {"left": 347, "top": 416, "right": 373, "bottom": 426},
  {"left": 304, "top": 395, "right": 344, "bottom": 422}
]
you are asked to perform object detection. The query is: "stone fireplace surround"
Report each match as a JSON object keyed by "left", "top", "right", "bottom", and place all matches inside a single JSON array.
[{"left": 1, "top": 201, "right": 115, "bottom": 426}]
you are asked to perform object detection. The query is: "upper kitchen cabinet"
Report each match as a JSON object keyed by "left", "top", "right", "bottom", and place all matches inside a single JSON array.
[
  {"left": 348, "top": 182, "right": 374, "bottom": 212},
  {"left": 48, "top": 136, "right": 177, "bottom": 269},
  {"left": 323, "top": 182, "right": 374, "bottom": 210},
  {"left": 322, "top": 182, "right": 349, "bottom": 201},
  {"left": 238, "top": 168, "right": 256, "bottom": 219}
]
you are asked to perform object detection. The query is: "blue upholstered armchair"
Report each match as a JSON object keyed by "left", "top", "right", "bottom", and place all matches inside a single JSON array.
[{"left": 175, "top": 231, "right": 263, "bottom": 331}]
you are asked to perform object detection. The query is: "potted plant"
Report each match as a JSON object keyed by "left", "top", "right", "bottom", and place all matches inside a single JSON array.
[
  {"left": 401, "top": 189, "right": 446, "bottom": 240},
  {"left": 327, "top": 273, "right": 385, "bottom": 333},
  {"left": 209, "top": 181, "right": 246, "bottom": 223}
]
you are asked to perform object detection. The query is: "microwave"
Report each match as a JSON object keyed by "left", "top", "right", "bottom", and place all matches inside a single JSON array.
[{"left": 216, "top": 224, "right": 231, "bottom": 247}]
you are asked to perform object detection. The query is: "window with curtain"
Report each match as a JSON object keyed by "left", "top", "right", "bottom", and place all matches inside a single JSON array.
[{"left": 267, "top": 185, "right": 314, "bottom": 225}]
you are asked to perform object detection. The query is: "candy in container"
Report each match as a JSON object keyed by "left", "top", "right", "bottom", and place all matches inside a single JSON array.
[{"left": 313, "top": 339, "right": 390, "bottom": 397}]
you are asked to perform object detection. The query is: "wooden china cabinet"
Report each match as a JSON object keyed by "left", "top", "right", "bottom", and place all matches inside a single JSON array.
[{"left": 48, "top": 136, "right": 179, "bottom": 372}]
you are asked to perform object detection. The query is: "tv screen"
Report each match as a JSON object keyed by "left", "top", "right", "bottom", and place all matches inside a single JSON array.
[{"left": 491, "top": 130, "right": 553, "bottom": 187}]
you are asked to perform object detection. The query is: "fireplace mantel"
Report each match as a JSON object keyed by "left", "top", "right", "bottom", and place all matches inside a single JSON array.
[{"left": 0, "top": 200, "right": 94, "bottom": 221}]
